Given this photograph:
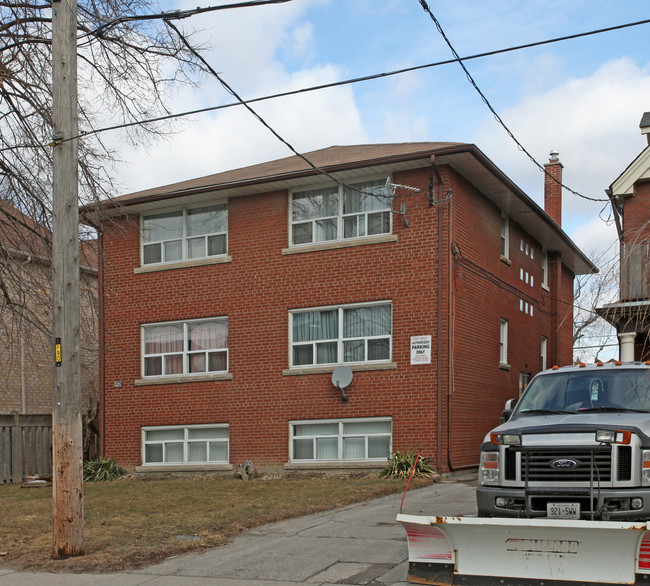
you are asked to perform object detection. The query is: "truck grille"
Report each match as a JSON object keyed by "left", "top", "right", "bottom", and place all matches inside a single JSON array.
[{"left": 505, "top": 446, "right": 621, "bottom": 483}]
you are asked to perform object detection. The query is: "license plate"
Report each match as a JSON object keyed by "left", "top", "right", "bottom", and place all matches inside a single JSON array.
[{"left": 547, "top": 502, "right": 580, "bottom": 519}]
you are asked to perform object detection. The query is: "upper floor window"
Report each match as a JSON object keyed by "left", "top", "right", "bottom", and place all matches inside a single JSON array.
[
  {"left": 142, "top": 204, "right": 227, "bottom": 265},
  {"left": 499, "top": 318, "right": 508, "bottom": 365},
  {"left": 500, "top": 215, "right": 509, "bottom": 259},
  {"left": 142, "top": 317, "right": 228, "bottom": 377},
  {"left": 290, "top": 302, "right": 392, "bottom": 367},
  {"left": 541, "top": 336, "right": 548, "bottom": 371},
  {"left": 541, "top": 251, "right": 549, "bottom": 288},
  {"left": 290, "top": 179, "right": 391, "bottom": 246}
]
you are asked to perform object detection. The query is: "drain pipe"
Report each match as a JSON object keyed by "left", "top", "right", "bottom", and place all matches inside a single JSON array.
[{"left": 432, "top": 155, "right": 444, "bottom": 476}]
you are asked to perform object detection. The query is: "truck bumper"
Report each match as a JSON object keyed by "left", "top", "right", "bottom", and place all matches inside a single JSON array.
[{"left": 477, "top": 485, "right": 650, "bottom": 520}]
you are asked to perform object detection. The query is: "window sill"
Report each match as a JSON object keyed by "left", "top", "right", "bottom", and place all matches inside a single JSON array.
[
  {"left": 282, "top": 362, "right": 397, "bottom": 376},
  {"left": 499, "top": 254, "right": 512, "bottom": 266},
  {"left": 542, "top": 284, "right": 550, "bottom": 292},
  {"left": 282, "top": 234, "right": 397, "bottom": 255},
  {"left": 134, "top": 255, "right": 232, "bottom": 274},
  {"left": 134, "top": 373, "right": 233, "bottom": 386},
  {"left": 135, "top": 464, "right": 234, "bottom": 473},
  {"left": 284, "top": 461, "right": 386, "bottom": 471},
  {"left": 499, "top": 362, "right": 511, "bottom": 371}
]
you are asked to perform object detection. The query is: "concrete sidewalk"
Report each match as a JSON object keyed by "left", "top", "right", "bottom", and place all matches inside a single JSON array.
[{"left": 0, "top": 473, "right": 478, "bottom": 585}]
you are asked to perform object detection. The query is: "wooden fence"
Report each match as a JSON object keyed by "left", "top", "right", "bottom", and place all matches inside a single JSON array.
[{"left": 0, "top": 414, "right": 52, "bottom": 483}]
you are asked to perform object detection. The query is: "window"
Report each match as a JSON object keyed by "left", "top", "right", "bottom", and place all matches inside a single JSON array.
[
  {"left": 290, "top": 302, "right": 392, "bottom": 367},
  {"left": 142, "top": 204, "right": 227, "bottom": 265},
  {"left": 142, "top": 424, "right": 229, "bottom": 465},
  {"left": 290, "top": 418, "right": 391, "bottom": 462},
  {"left": 541, "top": 336, "right": 548, "bottom": 371},
  {"left": 541, "top": 251, "right": 549, "bottom": 288},
  {"left": 142, "top": 318, "right": 228, "bottom": 377},
  {"left": 500, "top": 215, "right": 509, "bottom": 258},
  {"left": 290, "top": 179, "right": 391, "bottom": 246},
  {"left": 499, "top": 319, "right": 508, "bottom": 365}
]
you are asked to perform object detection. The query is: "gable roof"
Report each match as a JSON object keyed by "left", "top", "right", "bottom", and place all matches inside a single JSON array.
[
  {"left": 609, "top": 144, "right": 650, "bottom": 197},
  {"left": 81, "top": 141, "right": 596, "bottom": 275}
]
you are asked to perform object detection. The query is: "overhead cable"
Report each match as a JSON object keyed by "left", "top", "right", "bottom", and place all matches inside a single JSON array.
[{"left": 418, "top": 0, "right": 610, "bottom": 203}]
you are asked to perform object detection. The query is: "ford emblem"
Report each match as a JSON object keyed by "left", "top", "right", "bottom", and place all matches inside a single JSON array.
[{"left": 550, "top": 458, "right": 578, "bottom": 469}]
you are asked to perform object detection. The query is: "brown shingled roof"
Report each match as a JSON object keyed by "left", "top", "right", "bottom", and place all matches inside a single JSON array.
[{"left": 110, "top": 142, "right": 462, "bottom": 205}]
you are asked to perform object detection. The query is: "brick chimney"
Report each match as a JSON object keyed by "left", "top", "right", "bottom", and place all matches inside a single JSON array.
[{"left": 544, "top": 149, "right": 563, "bottom": 227}]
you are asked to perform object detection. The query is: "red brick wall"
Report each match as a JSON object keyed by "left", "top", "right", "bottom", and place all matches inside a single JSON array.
[{"left": 99, "top": 164, "right": 575, "bottom": 472}]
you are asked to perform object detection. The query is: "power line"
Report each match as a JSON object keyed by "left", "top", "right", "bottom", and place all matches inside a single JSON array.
[
  {"left": 80, "top": 0, "right": 294, "bottom": 40},
  {"left": 417, "top": 0, "right": 610, "bottom": 203},
  {"left": 163, "top": 19, "right": 393, "bottom": 202},
  {"left": 2, "top": 12, "right": 649, "bottom": 160}
]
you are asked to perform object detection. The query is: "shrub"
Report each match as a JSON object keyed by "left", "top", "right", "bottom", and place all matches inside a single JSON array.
[
  {"left": 83, "top": 457, "right": 126, "bottom": 482},
  {"left": 380, "top": 449, "right": 435, "bottom": 479}
]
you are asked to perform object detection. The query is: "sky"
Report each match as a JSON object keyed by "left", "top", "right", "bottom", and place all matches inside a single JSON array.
[{"left": 114, "top": 0, "right": 650, "bottom": 283}]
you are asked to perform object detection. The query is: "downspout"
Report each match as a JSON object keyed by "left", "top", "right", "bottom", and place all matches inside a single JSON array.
[
  {"left": 447, "top": 172, "right": 455, "bottom": 472},
  {"left": 97, "top": 230, "right": 106, "bottom": 457},
  {"left": 433, "top": 155, "right": 443, "bottom": 476}
]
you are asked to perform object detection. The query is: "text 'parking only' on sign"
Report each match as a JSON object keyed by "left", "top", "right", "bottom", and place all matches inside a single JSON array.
[{"left": 411, "top": 335, "right": 431, "bottom": 365}]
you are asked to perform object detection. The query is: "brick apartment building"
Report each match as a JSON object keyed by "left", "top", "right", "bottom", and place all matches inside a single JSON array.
[
  {"left": 0, "top": 199, "right": 98, "bottom": 416},
  {"left": 83, "top": 142, "right": 595, "bottom": 474},
  {"left": 598, "top": 112, "right": 650, "bottom": 361}
]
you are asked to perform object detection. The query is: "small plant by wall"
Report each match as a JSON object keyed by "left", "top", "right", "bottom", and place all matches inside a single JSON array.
[{"left": 380, "top": 449, "right": 435, "bottom": 479}]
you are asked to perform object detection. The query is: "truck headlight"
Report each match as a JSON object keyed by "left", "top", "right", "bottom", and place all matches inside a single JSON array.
[
  {"left": 596, "top": 429, "right": 616, "bottom": 444},
  {"left": 479, "top": 451, "right": 499, "bottom": 486},
  {"left": 643, "top": 451, "right": 650, "bottom": 487}
]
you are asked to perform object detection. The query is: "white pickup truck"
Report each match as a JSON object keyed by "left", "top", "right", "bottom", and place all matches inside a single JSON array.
[{"left": 477, "top": 361, "right": 650, "bottom": 521}]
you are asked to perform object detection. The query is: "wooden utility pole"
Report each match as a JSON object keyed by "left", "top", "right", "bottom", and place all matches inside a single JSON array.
[{"left": 51, "top": 0, "right": 84, "bottom": 558}]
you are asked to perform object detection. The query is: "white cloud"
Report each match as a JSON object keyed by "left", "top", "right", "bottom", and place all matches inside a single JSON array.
[
  {"left": 115, "top": 0, "right": 367, "bottom": 193},
  {"left": 474, "top": 58, "right": 650, "bottom": 242}
]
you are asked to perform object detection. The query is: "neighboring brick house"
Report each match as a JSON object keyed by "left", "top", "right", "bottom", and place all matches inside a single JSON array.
[
  {"left": 82, "top": 142, "right": 595, "bottom": 474},
  {"left": 0, "top": 199, "right": 98, "bottom": 431},
  {"left": 598, "top": 113, "right": 650, "bottom": 361}
]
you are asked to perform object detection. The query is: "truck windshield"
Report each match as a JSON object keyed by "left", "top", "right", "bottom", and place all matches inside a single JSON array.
[{"left": 516, "top": 370, "right": 650, "bottom": 415}]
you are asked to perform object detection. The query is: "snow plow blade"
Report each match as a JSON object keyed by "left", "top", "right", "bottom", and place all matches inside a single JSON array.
[{"left": 397, "top": 514, "right": 650, "bottom": 585}]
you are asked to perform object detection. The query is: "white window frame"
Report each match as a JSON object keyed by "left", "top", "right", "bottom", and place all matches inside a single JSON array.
[
  {"left": 141, "top": 424, "right": 229, "bottom": 466},
  {"left": 541, "top": 250, "right": 549, "bottom": 288},
  {"left": 141, "top": 203, "right": 228, "bottom": 266},
  {"left": 499, "top": 318, "right": 509, "bottom": 366},
  {"left": 500, "top": 215, "right": 510, "bottom": 259},
  {"left": 289, "top": 301, "right": 392, "bottom": 368},
  {"left": 541, "top": 336, "right": 548, "bottom": 371},
  {"left": 289, "top": 177, "right": 392, "bottom": 247},
  {"left": 289, "top": 417, "right": 392, "bottom": 462},
  {"left": 141, "top": 317, "right": 228, "bottom": 378}
]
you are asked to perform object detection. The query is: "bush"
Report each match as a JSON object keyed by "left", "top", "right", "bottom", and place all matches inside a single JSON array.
[
  {"left": 83, "top": 457, "right": 126, "bottom": 482},
  {"left": 380, "top": 449, "right": 435, "bottom": 479}
]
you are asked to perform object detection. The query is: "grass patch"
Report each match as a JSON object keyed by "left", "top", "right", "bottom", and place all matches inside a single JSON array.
[{"left": 0, "top": 472, "right": 431, "bottom": 573}]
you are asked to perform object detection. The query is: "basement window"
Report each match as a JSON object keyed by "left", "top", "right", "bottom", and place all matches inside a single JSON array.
[
  {"left": 290, "top": 418, "right": 392, "bottom": 462},
  {"left": 142, "top": 424, "right": 229, "bottom": 465}
]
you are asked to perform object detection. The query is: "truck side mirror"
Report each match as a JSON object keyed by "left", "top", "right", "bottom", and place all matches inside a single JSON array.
[{"left": 501, "top": 398, "right": 518, "bottom": 422}]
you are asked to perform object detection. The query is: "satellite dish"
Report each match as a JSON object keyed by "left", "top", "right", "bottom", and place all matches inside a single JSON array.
[{"left": 332, "top": 365, "right": 353, "bottom": 402}]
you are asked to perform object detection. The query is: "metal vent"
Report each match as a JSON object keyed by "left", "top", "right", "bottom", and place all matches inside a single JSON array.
[{"left": 617, "top": 445, "right": 632, "bottom": 481}]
